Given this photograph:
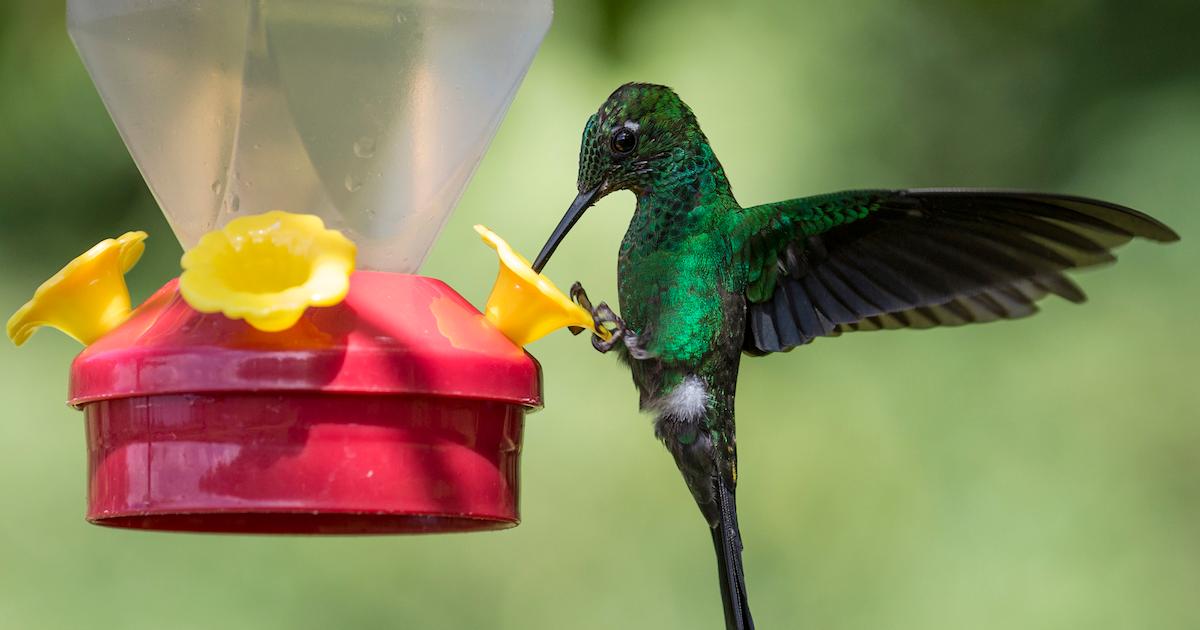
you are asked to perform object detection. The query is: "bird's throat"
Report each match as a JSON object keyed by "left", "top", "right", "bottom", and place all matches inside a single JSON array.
[{"left": 625, "top": 147, "right": 735, "bottom": 253}]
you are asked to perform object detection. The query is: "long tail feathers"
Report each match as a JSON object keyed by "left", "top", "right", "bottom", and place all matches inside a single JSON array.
[{"left": 711, "top": 476, "right": 754, "bottom": 630}]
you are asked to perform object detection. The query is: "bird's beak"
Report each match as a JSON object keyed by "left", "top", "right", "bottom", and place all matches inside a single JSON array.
[{"left": 532, "top": 182, "right": 602, "bottom": 273}]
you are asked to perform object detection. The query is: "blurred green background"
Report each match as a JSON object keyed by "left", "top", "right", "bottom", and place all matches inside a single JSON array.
[{"left": 1, "top": 1, "right": 1197, "bottom": 628}]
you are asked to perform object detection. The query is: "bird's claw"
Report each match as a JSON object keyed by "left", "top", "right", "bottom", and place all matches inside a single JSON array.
[
  {"left": 570, "top": 282, "right": 652, "bottom": 358},
  {"left": 566, "top": 281, "right": 594, "bottom": 337},
  {"left": 569, "top": 281, "right": 594, "bottom": 313},
  {"left": 572, "top": 280, "right": 623, "bottom": 352},
  {"left": 589, "top": 302, "right": 625, "bottom": 353}
]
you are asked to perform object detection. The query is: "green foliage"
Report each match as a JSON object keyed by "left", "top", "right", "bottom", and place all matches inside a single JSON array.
[{"left": 1, "top": 1, "right": 1197, "bottom": 628}]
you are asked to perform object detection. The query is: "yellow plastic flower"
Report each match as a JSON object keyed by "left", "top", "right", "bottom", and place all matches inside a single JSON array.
[
  {"left": 476, "top": 224, "right": 611, "bottom": 347},
  {"left": 7, "top": 231, "right": 147, "bottom": 346},
  {"left": 180, "top": 211, "right": 356, "bottom": 332}
]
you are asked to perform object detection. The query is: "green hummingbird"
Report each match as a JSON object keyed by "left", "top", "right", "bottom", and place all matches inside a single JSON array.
[{"left": 530, "top": 83, "right": 1179, "bottom": 630}]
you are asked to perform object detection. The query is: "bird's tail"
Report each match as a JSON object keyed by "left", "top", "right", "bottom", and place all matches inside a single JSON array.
[{"left": 711, "top": 475, "right": 754, "bottom": 630}]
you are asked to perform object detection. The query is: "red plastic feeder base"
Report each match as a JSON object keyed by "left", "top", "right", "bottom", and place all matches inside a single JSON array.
[{"left": 70, "top": 273, "right": 542, "bottom": 534}]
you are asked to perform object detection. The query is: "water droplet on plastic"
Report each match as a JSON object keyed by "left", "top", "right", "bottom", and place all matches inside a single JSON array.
[
  {"left": 230, "top": 195, "right": 240, "bottom": 213},
  {"left": 353, "top": 136, "right": 376, "bottom": 159},
  {"left": 394, "top": 10, "right": 408, "bottom": 25},
  {"left": 345, "top": 175, "right": 362, "bottom": 192},
  {"left": 210, "top": 180, "right": 220, "bottom": 194}
]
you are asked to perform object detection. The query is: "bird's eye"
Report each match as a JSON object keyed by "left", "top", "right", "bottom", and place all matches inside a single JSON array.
[{"left": 610, "top": 127, "right": 637, "bottom": 154}]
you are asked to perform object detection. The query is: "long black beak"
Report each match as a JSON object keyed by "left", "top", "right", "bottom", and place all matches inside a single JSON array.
[{"left": 531, "top": 183, "right": 602, "bottom": 273}]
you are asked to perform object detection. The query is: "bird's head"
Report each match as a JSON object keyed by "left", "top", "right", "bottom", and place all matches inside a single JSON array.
[{"left": 532, "top": 83, "right": 704, "bottom": 271}]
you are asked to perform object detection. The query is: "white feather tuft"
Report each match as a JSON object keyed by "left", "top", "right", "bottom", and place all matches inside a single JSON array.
[{"left": 655, "top": 376, "right": 710, "bottom": 421}]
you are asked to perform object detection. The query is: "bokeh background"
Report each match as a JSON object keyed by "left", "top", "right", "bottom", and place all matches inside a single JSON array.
[{"left": 1, "top": 1, "right": 1197, "bottom": 628}]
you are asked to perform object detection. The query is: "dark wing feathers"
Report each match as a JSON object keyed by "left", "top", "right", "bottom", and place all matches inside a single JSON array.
[{"left": 740, "top": 189, "right": 1178, "bottom": 355}]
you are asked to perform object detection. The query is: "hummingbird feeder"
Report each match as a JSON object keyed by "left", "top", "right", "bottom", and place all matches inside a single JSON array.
[{"left": 1, "top": 0, "right": 605, "bottom": 534}]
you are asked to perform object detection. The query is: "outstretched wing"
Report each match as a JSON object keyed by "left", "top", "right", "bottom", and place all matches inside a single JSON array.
[{"left": 733, "top": 189, "right": 1179, "bottom": 355}]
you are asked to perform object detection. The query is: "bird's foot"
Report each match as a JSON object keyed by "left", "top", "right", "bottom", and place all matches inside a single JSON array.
[
  {"left": 589, "top": 302, "right": 627, "bottom": 353},
  {"left": 569, "top": 282, "right": 649, "bottom": 357}
]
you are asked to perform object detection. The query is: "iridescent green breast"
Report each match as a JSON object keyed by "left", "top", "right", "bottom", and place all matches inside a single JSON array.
[{"left": 618, "top": 202, "right": 740, "bottom": 368}]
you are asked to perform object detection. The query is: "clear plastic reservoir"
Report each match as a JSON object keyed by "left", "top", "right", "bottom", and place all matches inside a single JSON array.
[{"left": 68, "top": 0, "right": 552, "bottom": 272}]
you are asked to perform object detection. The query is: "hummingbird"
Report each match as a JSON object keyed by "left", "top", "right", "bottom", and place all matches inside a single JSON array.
[{"left": 530, "top": 83, "right": 1179, "bottom": 630}]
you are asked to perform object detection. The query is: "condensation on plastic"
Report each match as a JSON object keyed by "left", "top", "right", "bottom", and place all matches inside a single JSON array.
[{"left": 67, "top": 0, "right": 552, "bottom": 272}]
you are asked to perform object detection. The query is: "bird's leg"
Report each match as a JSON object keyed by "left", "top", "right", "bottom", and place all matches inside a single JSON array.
[
  {"left": 569, "top": 282, "right": 650, "bottom": 357},
  {"left": 613, "top": 313, "right": 653, "bottom": 360}
]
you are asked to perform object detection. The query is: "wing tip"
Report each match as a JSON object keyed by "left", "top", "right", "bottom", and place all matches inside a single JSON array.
[{"left": 903, "top": 188, "right": 1181, "bottom": 243}]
